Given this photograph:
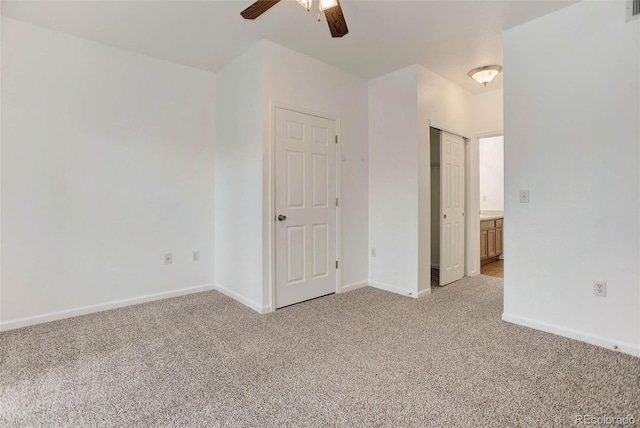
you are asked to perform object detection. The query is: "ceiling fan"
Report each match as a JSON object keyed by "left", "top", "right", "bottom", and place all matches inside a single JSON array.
[{"left": 240, "top": 0, "right": 349, "bottom": 38}]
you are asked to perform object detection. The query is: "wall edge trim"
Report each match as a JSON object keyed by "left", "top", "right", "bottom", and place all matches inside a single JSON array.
[
  {"left": 340, "top": 281, "right": 369, "bottom": 293},
  {"left": 214, "top": 283, "right": 265, "bottom": 314},
  {"left": 502, "top": 313, "right": 640, "bottom": 357},
  {"left": 369, "top": 280, "right": 420, "bottom": 299},
  {"left": 0, "top": 283, "right": 216, "bottom": 332}
]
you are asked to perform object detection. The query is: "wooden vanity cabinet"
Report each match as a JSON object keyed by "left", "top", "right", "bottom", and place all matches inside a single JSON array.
[
  {"left": 495, "top": 219, "right": 503, "bottom": 254},
  {"left": 481, "top": 218, "right": 503, "bottom": 265},
  {"left": 480, "top": 230, "right": 488, "bottom": 259}
]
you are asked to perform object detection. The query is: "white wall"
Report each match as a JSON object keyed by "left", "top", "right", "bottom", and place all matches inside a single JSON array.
[
  {"left": 417, "top": 66, "right": 475, "bottom": 140},
  {"left": 261, "top": 41, "right": 369, "bottom": 307},
  {"left": 0, "top": 16, "right": 4, "bottom": 324},
  {"left": 368, "top": 66, "right": 420, "bottom": 296},
  {"left": 215, "top": 41, "right": 369, "bottom": 312},
  {"left": 475, "top": 89, "right": 503, "bottom": 136},
  {"left": 503, "top": 1, "right": 640, "bottom": 356},
  {"left": 1, "top": 18, "right": 216, "bottom": 328},
  {"left": 214, "top": 44, "right": 265, "bottom": 311},
  {"left": 368, "top": 65, "right": 475, "bottom": 296},
  {"left": 479, "top": 136, "right": 504, "bottom": 211}
]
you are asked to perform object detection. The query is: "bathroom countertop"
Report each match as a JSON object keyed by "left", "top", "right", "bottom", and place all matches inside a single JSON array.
[{"left": 480, "top": 212, "right": 504, "bottom": 221}]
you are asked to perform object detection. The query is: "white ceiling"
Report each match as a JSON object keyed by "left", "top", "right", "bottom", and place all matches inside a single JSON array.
[{"left": 1, "top": 0, "right": 576, "bottom": 94}]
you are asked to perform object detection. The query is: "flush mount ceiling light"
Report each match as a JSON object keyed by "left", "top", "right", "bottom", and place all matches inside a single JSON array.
[{"left": 468, "top": 65, "right": 503, "bottom": 87}]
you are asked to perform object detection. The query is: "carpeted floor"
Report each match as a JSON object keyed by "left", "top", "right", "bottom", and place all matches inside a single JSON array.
[{"left": 1, "top": 276, "right": 638, "bottom": 427}]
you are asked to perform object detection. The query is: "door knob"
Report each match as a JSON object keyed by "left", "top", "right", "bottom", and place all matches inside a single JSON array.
[{"left": 278, "top": 214, "right": 287, "bottom": 221}]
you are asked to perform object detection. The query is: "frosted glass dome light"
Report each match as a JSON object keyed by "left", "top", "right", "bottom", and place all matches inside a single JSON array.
[{"left": 468, "top": 65, "right": 503, "bottom": 87}]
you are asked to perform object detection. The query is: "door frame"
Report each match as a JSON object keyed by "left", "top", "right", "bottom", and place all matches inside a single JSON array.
[
  {"left": 424, "top": 120, "right": 475, "bottom": 288},
  {"left": 267, "top": 102, "right": 341, "bottom": 312}
]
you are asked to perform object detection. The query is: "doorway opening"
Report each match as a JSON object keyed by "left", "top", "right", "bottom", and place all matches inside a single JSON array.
[{"left": 478, "top": 135, "right": 504, "bottom": 278}]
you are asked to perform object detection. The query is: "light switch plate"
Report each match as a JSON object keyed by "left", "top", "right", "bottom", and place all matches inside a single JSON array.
[{"left": 520, "top": 190, "right": 530, "bottom": 203}]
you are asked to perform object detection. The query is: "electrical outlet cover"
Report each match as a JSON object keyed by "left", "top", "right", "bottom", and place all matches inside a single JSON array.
[{"left": 594, "top": 281, "right": 606, "bottom": 297}]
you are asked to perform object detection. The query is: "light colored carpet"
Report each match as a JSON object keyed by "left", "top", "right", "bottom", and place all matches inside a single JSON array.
[{"left": 1, "top": 276, "right": 638, "bottom": 427}]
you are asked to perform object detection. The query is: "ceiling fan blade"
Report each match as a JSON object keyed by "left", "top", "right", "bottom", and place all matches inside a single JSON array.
[
  {"left": 324, "top": 0, "right": 348, "bottom": 38},
  {"left": 240, "top": 0, "right": 281, "bottom": 20}
]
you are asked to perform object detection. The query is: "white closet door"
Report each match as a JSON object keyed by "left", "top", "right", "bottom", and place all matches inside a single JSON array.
[{"left": 440, "top": 131, "right": 465, "bottom": 286}]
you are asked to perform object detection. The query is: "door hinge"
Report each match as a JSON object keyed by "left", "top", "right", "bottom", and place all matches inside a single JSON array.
[
  {"left": 336, "top": 197, "right": 339, "bottom": 207},
  {"left": 336, "top": 261, "right": 339, "bottom": 269},
  {"left": 335, "top": 135, "right": 338, "bottom": 144}
]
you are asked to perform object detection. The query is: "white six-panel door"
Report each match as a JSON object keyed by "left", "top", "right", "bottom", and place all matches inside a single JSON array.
[
  {"left": 275, "top": 108, "right": 336, "bottom": 308},
  {"left": 439, "top": 131, "right": 465, "bottom": 286}
]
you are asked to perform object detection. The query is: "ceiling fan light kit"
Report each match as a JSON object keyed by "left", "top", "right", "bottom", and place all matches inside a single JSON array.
[
  {"left": 468, "top": 65, "right": 503, "bottom": 87},
  {"left": 319, "top": 0, "right": 339, "bottom": 11},
  {"left": 295, "top": 0, "right": 312, "bottom": 12},
  {"left": 293, "top": 0, "right": 339, "bottom": 12},
  {"left": 241, "top": 0, "right": 348, "bottom": 38}
]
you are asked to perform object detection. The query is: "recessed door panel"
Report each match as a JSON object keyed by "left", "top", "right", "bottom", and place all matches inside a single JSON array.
[
  {"left": 480, "top": 230, "right": 488, "bottom": 259},
  {"left": 312, "top": 154, "right": 328, "bottom": 208},
  {"left": 444, "top": 222, "right": 451, "bottom": 269},
  {"left": 275, "top": 108, "right": 337, "bottom": 308},
  {"left": 453, "top": 221, "right": 461, "bottom": 268},
  {"left": 445, "top": 164, "right": 452, "bottom": 209},
  {"left": 312, "top": 126, "right": 328, "bottom": 145},
  {"left": 453, "top": 165, "right": 460, "bottom": 208},
  {"left": 312, "top": 224, "right": 329, "bottom": 278},
  {"left": 488, "top": 229, "right": 496, "bottom": 257},
  {"left": 287, "top": 121, "right": 304, "bottom": 141},
  {"left": 287, "top": 226, "right": 305, "bottom": 283},
  {"left": 287, "top": 151, "right": 305, "bottom": 208},
  {"left": 496, "top": 227, "right": 503, "bottom": 254}
]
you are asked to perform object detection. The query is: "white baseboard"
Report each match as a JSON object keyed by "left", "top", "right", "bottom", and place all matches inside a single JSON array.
[
  {"left": 0, "top": 283, "right": 216, "bottom": 332},
  {"left": 369, "top": 280, "right": 420, "bottom": 299},
  {"left": 339, "top": 281, "right": 368, "bottom": 293},
  {"left": 213, "top": 283, "right": 268, "bottom": 314},
  {"left": 502, "top": 313, "right": 640, "bottom": 357},
  {"left": 417, "top": 287, "right": 431, "bottom": 298}
]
